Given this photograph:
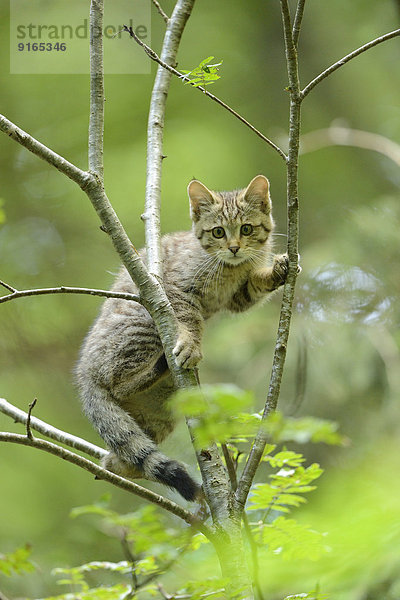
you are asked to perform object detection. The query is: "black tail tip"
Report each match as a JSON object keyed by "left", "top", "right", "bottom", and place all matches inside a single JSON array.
[{"left": 154, "top": 460, "right": 201, "bottom": 501}]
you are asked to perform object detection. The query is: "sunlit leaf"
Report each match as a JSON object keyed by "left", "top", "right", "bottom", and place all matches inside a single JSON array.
[{"left": 181, "top": 55, "right": 223, "bottom": 86}]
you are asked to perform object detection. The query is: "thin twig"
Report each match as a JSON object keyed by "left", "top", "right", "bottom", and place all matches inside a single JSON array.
[
  {"left": 0, "top": 432, "right": 209, "bottom": 529},
  {"left": 292, "top": 0, "right": 306, "bottom": 47},
  {"left": 151, "top": 0, "right": 169, "bottom": 23},
  {"left": 123, "top": 26, "right": 287, "bottom": 162},
  {"left": 26, "top": 399, "right": 37, "bottom": 440},
  {"left": 301, "top": 28, "right": 400, "bottom": 98},
  {"left": 120, "top": 532, "right": 138, "bottom": 592},
  {"left": 0, "top": 284, "right": 140, "bottom": 306},
  {"left": 221, "top": 444, "right": 237, "bottom": 491}
]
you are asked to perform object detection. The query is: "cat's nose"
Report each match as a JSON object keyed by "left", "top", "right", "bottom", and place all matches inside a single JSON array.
[{"left": 229, "top": 245, "right": 240, "bottom": 255}]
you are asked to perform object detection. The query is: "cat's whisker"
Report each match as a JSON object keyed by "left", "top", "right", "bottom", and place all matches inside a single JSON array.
[{"left": 191, "top": 254, "right": 219, "bottom": 285}]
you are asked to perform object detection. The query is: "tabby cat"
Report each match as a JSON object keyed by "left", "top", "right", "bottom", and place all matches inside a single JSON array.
[{"left": 76, "top": 175, "right": 289, "bottom": 501}]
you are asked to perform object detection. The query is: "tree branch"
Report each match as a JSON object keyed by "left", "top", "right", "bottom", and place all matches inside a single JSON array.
[
  {"left": 151, "top": 0, "right": 169, "bottom": 24},
  {"left": 144, "top": 0, "right": 196, "bottom": 279},
  {"left": 301, "top": 28, "right": 400, "bottom": 99},
  {"left": 89, "top": 0, "right": 104, "bottom": 178},
  {"left": 0, "top": 283, "right": 141, "bottom": 306},
  {"left": 0, "top": 397, "right": 106, "bottom": 459},
  {"left": 0, "top": 431, "right": 207, "bottom": 528},
  {"left": 123, "top": 26, "right": 287, "bottom": 162},
  {"left": 0, "top": 114, "right": 92, "bottom": 189},
  {"left": 235, "top": 0, "right": 301, "bottom": 512}
]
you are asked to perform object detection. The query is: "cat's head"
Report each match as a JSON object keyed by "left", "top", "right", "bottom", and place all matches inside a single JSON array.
[{"left": 188, "top": 175, "right": 275, "bottom": 265}]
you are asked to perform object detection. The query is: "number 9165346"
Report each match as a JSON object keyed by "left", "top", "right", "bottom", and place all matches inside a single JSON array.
[{"left": 18, "top": 42, "right": 67, "bottom": 51}]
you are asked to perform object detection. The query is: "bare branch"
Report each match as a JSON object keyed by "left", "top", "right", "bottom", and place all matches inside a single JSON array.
[
  {"left": 292, "top": 0, "right": 306, "bottom": 47},
  {"left": 0, "top": 398, "right": 107, "bottom": 459},
  {"left": 0, "top": 431, "right": 207, "bottom": 528},
  {"left": 144, "top": 0, "right": 196, "bottom": 279},
  {"left": 0, "top": 114, "right": 91, "bottom": 189},
  {"left": 300, "top": 124, "right": 400, "bottom": 167},
  {"left": 0, "top": 283, "right": 140, "bottom": 306},
  {"left": 89, "top": 0, "right": 104, "bottom": 178},
  {"left": 0, "top": 280, "right": 16, "bottom": 293},
  {"left": 123, "top": 26, "right": 287, "bottom": 162},
  {"left": 301, "top": 28, "right": 400, "bottom": 99},
  {"left": 151, "top": 0, "right": 169, "bottom": 24},
  {"left": 235, "top": 0, "right": 301, "bottom": 512}
]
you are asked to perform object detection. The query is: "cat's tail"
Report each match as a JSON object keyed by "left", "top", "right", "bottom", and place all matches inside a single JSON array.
[{"left": 79, "top": 384, "right": 200, "bottom": 502}]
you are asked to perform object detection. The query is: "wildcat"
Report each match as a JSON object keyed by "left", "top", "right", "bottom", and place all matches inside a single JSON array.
[{"left": 75, "top": 175, "right": 289, "bottom": 501}]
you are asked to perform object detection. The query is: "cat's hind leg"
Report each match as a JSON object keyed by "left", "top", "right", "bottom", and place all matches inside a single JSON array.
[{"left": 80, "top": 382, "right": 200, "bottom": 501}]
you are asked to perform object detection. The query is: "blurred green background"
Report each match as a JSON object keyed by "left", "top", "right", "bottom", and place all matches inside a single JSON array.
[{"left": 1, "top": 0, "right": 400, "bottom": 598}]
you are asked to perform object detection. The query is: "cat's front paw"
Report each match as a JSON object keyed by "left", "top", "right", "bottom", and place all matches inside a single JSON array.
[
  {"left": 173, "top": 331, "right": 202, "bottom": 369},
  {"left": 272, "top": 253, "right": 289, "bottom": 287},
  {"left": 271, "top": 253, "right": 301, "bottom": 287}
]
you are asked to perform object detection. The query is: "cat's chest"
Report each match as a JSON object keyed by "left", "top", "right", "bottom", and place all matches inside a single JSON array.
[{"left": 197, "top": 267, "right": 249, "bottom": 316}]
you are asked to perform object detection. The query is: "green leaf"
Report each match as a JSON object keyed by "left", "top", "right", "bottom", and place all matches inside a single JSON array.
[
  {"left": 264, "top": 412, "right": 346, "bottom": 445},
  {"left": 180, "top": 56, "right": 223, "bottom": 86},
  {"left": 248, "top": 464, "right": 323, "bottom": 513},
  {"left": 172, "top": 384, "right": 257, "bottom": 447},
  {"left": 265, "top": 449, "right": 306, "bottom": 468},
  {"left": 256, "top": 516, "right": 326, "bottom": 561},
  {"left": 0, "top": 544, "right": 35, "bottom": 577}
]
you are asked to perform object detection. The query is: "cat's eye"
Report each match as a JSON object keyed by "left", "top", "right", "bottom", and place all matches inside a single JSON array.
[
  {"left": 241, "top": 224, "right": 253, "bottom": 236},
  {"left": 212, "top": 227, "right": 225, "bottom": 239}
]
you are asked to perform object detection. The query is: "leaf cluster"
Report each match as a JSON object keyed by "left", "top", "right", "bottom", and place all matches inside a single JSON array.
[{"left": 181, "top": 56, "right": 222, "bottom": 87}]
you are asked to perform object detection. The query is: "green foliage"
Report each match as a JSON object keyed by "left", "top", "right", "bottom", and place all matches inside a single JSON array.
[
  {"left": 0, "top": 544, "right": 35, "bottom": 577},
  {"left": 255, "top": 517, "right": 325, "bottom": 561},
  {"left": 248, "top": 462, "right": 323, "bottom": 513},
  {"left": 264, "top": 412, "right": 347, "bottom": 446},
  {"left": 172, "top": 383, "right": 257, "bottom": 447},
  {"left": 173, "top": 383, "right": 345, "bottom": 449},
  {"left": 175, "top": 578, "right": 228, "bottom": 599},
  {"left": 38, "top": 583, "right": 131, "bottom": 600},
  {"left": 181, "top": 56, "right": 222, "bottom": 87}
]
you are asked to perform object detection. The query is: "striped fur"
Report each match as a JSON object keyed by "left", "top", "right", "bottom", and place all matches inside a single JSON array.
[{"left": 75, "top": 175, "right": 288, "bottom": 500}]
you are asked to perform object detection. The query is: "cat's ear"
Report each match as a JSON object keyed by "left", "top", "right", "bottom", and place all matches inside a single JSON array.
[
  {"left": 188, "top": 180, "right": 215, "bottom": 222},
  {"left": 244, "top": 175, "right": 271, "bottom": 213}
]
